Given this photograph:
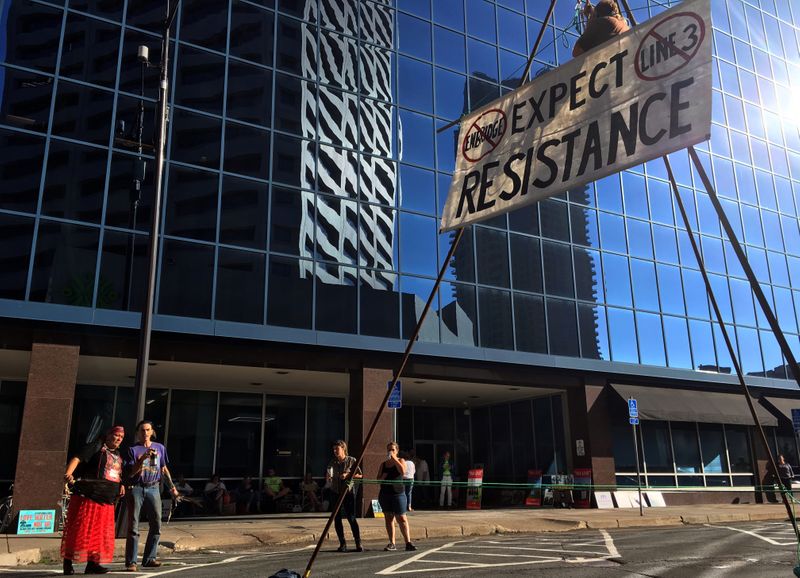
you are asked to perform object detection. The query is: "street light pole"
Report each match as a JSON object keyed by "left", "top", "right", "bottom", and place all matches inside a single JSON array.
[{"left": 132, "top": 0, "right": 179, "bottom": 423}]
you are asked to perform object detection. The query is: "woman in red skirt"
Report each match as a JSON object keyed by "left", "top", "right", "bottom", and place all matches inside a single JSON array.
[{"left": 61, "top": 426, "right": 125, "bottom": 575}]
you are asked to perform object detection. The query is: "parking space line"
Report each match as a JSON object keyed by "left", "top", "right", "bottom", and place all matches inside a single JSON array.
[{"left": 703, "top": 523, "right": 797, "bottom": 546}]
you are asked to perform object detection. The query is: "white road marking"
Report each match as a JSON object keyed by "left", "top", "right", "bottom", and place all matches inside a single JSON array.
[
  {"left": 377, "top": 532, "right": 621, "bottom": 575},
  {"left": 601, "top": 529, "right": 621, "bottom": 558},
  {"left": 704, "top": 523, "right": 798, "bottom": 546}
]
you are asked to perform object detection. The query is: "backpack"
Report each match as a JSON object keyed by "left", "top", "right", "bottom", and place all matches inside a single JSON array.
[{"left": 269, "top": 570, "right": 301, "bottom": 578}]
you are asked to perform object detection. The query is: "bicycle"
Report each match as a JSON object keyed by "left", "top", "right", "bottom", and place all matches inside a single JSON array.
[{"left": 0, "top": 484, "right": 14, "bottom": 534}]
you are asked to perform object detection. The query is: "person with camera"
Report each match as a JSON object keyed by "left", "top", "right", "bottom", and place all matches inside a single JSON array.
[{"left": 124, "top": 420, "right": 178, "bottom": 572}]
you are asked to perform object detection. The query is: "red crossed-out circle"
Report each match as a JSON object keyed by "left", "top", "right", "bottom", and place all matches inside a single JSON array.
[
  {"left": 461, "top": 109, "right": 507, "bottom": 163},
  {"left": 634, "top": 11, "right": 706, "bottom": 82}
]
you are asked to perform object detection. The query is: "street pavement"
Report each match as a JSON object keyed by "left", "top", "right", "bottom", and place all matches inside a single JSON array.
[
  {"left": 1, "top": 521, "right": 799, "bottom": 576},
  {"left": 0, "top": 503, "right": 794, "bottom": 570}
]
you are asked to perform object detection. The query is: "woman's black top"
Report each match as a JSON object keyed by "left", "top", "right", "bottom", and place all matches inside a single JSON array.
[{"left": 379, "top": 461, "right": 404, "bottom": 495}]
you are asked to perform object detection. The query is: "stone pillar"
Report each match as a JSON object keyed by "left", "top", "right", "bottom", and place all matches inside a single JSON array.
[
  {"left": 13, "top": 343, "right": 80, "bottom": 516},
  {"left": 349, "top": 367, "right": 393, "bottom": 516},
  {"left": 584, "top": 384, "right": 616, "bottom": 488},
  {"left": 566, "top": 382, "right": 615, "bottom": 489}
]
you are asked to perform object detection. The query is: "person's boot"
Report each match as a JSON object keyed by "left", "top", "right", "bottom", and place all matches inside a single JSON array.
[
  {"left": 336, "top": 542, "right": 348, "bottom": 552},
  {"left": 84, "top": 561, "right": 109, "bottom": 574},
  {"left": 355, "top": 540, "right": 363, "bottom": 552},
  {"left": 63, "top": 559, "right": 75, "bottom": 575}
]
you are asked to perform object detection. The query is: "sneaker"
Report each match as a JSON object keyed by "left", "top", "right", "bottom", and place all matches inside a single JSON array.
[
  {"left": 142, "top": 560, "right": 162, "bottom": 568},
  {"left": 337, "top": 544, "right": 348, "bottom": 553},
  {"left": 355, "top": 544, "right": 364, "bottom": 552},
  {"left": 124, "top": 564, "right": 137, "bottom": 572},
  {"left": 405, "top": 542, "right": 417, "bottom": 552},
  {"left": 383, "top": 543, "right": 397, "bottom": 551}
]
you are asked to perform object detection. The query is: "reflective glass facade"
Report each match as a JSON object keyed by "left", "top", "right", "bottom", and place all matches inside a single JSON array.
[{"left": 1, "top": 0, "right": 800, "bottom": 382}]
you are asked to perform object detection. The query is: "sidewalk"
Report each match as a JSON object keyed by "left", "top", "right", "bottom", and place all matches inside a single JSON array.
[{"left": 0, "top": 503, "right": 791, "bottom": 566}]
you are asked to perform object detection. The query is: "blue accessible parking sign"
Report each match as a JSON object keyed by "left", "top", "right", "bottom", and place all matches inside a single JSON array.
[
  {"left": 628, "top": 398, "right": 638, "bottom": 418},
  {"left": 387, "top": 381, "right": 402, "bottom": 409},
  {"left": 792, "top": 408, "right": 800, "bottom": 434}
]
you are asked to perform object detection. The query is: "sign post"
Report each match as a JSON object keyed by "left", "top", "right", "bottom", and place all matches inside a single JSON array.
[
  {"left": 629, "top": 398, "right": 643, "bottom": 517},
  {"left": 387, "top": 380, "right": 402, "bottom": 441}
]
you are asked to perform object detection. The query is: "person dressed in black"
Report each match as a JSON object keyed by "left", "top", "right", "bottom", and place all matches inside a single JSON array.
[
  {"left": 327, "top": 440, "right": 363, "bottom": 552},
  {"left": 377, "top": 442, "right": 415, "bottom": 552},
  {"left": 778, "top": 454, "right": 795, "bottom": 493}
]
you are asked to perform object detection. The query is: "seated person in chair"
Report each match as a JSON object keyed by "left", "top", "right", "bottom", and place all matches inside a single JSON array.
[
  {"left": 261, "top": 468, "right": 291, "bottom": 513},
  {"left": 301, "top": 472, "right": 322, "bottom": 512},
  {"left": 233, "top": 476, "right": 258, "bottom": 514},
  {"left": 203, "top": 474, "right": 227, "bottom": 515}
]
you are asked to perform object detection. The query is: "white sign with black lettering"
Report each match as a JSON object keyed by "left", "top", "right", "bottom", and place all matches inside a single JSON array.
[{"left": 441, "top": 0, "right": 712, "bottom": 232}]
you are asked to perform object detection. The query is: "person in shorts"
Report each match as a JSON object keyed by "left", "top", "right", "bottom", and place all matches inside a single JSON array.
[{"left": 377, "top": 442, "right": 415, "bottom": 552}]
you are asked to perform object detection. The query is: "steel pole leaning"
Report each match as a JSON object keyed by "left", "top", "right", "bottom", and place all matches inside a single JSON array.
[
  {"left": 302, "top": 227, "right": 465, "bottom": 578},
  {"left": 436, "top": 0, "right": 558, "bottom": 135},
  {"left": 687, "top": 147, "right": 800, "bottom": 387},
  {"left": 664, "top": 155, "right": 800, "bottom": 540},
  {"left": 132, "top": 0, "right": 173, "bottom": 423}
]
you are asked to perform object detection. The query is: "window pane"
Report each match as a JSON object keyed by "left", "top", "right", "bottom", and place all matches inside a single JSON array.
[
  {"left": 0, "top": 213, "right": 34, "bottom": 300},
  {"left": 170, "top": 108, "right": 222, "bottom": 168},
  {"left": 315, "top": 264, "right": 357, "bottom": 333},
  {"left": 69, "top": 385, "right": 115, "bottom": 457},
  {"left": 603, "top": 253, "right": 632, "bottom": 307},
  {"left": 60, "top": 13, "right": 120, "bottom": 88},
  {"left": 510, "top": 235, "right": 542, "bottom": 293},
  {"left": 401, "top": 276, "right": 437, "bottom": 342},
  {"left": 158, "top": 239, "right": 215, "bottom": 318},
  {"left": 97, "top": 230, "right": 148, "bottom": 312},
  {"left": 30, "top": 221, "right": 100, "bottom": 306},
  {"left": 636, "top": 312, "right": 666, "bottom": 367},
  {"left": 543, "top": 241, "right": 573, "bottom": 298},
  {"left": 165, "top": 166, "right": 218, "bottom": 241},
  {"left": 514, "top": 293, "right": 546, "bottom": 353},
  {"left": 168, "top": 390, "right": 217, "bottom": 479},
  {"left": 362, "top": 274, "right": 399, "bottom": 338},
  {"left": 216, "top": 393, "right": 263, "bottom": 478},
  {"left": 579, "top": 303, "right": 609, "bottom": 360},
  {"left": 664, "top": 315, "right": 692, "bottom": 369},
  {"left": 478, "top": 287, "right": 513, "bottom": 349},
  {"left": 42, "top": 139, "right": 106, "bottom": 223},
  {"left": 221, "top": 176, "right": 268, "bottom": 250},
  {"left": 263, "top": 395, "right": 306, "bottom": 478},
  {"left": 533, "top": 397, "right": 555, "bottom": 474},
  {"left": 52, "top": 81, "right": 114, "bottom": 145},
  {"left": 0, "top": 129, "right": 46, "bottom": 213},
  {"left": 476, "top": 227, "right": 509, "bottom": 287},
  {"left": 224, "top": 122, "right": 270, "bottom": 179},
  {"left": 547, "top": 297, "right": 579, "bottom": 357},
  {"left": 230, "top": 1, "right": 274, "bottom": 65},
  {"left": 642, "top": 420, "right": 673, "bottom": 473},
  {"left": 267, "top": 256, "right": 313, "bottom": 328},
  {"left": 105, "top": 153, "right": 154, "bottom": 232},
  {"left": 726, "top": 426, "right": 751, "bottom": 473},
  {"left": 401, "top": 213, "right": 437, "bottom": 276},
  {"left": 175, "top": 45, "right": 226, "bottom": 114},
  {"left": 0, "top": 66, "right": 53, "bottom": 133},
  {"left": 306, "top": 397, "right": 345, "bottom": 477},
  {"left": 227, "top": 61, "right": 272, "bottom": 127},
  {"left": 440, "top": 281, "right": 477, "bottom": 345},
  {"left": 608, "top": 307, "right": 638, "bottom": 363},
  {"left": 699, "top": 424, "right": 728, "bottom": 474},
  {"left": 2, "top": 1, "right": 63, "bottom": 73},
  {"left": 672, "top": 422, "right": 701, "bottom": 474},
  {"left": 216, "top": 248, "right": 265, "bottom": 324}
]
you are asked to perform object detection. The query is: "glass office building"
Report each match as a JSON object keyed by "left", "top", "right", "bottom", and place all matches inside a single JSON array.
[{"left": 2, "top": 0, "right": 800, "bottom": 511}]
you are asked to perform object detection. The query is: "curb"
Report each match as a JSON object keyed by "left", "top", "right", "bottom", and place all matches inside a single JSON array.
[{"left": 0, "top": 548, "right": 41, "bottom": 566}]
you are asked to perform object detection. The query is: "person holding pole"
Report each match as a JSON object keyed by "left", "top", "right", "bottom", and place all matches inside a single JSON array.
[
  {"left": 327, "top": 440, "right": 362, "bottom": 552},
  {"left": 572, "top": 0, "right": 630, "bottom": 56}
]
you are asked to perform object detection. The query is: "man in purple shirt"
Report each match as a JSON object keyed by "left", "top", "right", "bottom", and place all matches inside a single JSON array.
[{"left": 124, "top": 420, "right": 178, "bottom": 571}]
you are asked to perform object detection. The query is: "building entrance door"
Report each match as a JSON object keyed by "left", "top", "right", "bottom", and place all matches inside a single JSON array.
[{"left": 414, "top": 441, "right": 454, "bottom": 508}]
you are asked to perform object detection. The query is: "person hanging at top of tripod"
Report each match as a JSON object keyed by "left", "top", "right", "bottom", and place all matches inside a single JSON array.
[{"left": 572, "top": 0, "right": 630, "bottom": 57}]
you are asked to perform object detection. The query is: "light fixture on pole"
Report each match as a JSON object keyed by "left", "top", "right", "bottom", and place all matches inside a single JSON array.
[{"left": 132, "top": 0, "right": 180, "bottom": 423}]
